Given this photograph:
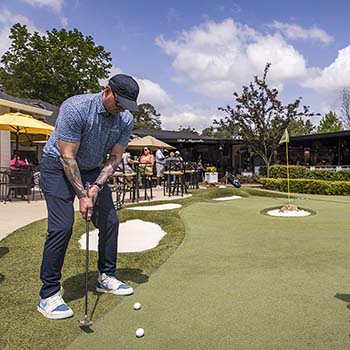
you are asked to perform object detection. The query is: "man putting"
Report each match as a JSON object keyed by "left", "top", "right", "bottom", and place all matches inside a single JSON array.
[{"left": 37, "top": 74, "right": 139, "bottom": 320}]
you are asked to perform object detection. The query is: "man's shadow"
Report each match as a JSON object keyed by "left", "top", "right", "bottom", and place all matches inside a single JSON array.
[
  {"left": 0, "top": 247, "right": 10, "bottom": 284},
  {"left": 335, "top": 293, "right": 350, "bottom": 309},
  {"left": 62, "top": 268, "right": 149, "bottom": 303}
]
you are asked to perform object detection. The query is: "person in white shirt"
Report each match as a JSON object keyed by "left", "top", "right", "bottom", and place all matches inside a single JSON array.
[{"left": 155, "top": 146, "right": 166, "bottom": 188}]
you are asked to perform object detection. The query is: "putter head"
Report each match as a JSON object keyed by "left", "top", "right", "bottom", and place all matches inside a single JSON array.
[{"left": 79, "top": 315, "right": 93, "bottom": 327}]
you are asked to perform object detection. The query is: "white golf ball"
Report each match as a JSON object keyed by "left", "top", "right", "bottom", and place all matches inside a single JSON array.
[
  {"left": 134, "top": 302, "right": 141, "bottom": 310},
  {"left": 136, "top": 328, "right": 144, "bottom": 337}
]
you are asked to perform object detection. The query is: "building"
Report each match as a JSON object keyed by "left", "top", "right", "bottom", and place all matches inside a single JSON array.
[
  {"left": 282, "top": 131, "right": 350, "bottom": 167},
  {"left": 133, "top": 129, "right": 243, "bottom": 176},
  {"left": 0, "top": 91, "right": 57, "bottom": 168}
]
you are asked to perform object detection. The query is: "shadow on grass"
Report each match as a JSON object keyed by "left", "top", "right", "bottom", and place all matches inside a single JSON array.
[
  {"left": 335, "top": 293, "right": 350, "bottom": 304},
  {"left": 62, "top": 268, "right": 149, "bottom": 303},
  {"left": 0, "top": 247, "right": 9, "bottom": 284},
  {"left": 0, "top": 246, "right": 9, "bottom": 258}
]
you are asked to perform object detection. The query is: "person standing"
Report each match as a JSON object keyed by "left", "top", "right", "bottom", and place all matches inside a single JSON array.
[
  {"left": 37, "top": 74, "right": 139, "bottom": 320},
  {"left": 155, "top": 146, "right": 166, "bottom": 189}
]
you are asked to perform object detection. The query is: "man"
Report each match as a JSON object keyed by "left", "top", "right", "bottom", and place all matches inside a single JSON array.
[
  {"left": 155, "top": 146, "right": 166, "bottom": 189},
  {"left": 37, "top": 74, "right": 139, "bottom": 320}
]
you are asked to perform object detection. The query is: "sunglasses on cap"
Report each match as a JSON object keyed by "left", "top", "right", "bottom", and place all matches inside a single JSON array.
[{"left": 111, "top": 90, "right": 125, "bottom": 110}]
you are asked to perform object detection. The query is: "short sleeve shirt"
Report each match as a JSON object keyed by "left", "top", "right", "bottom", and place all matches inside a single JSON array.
[
  {"left": 155, "top": 149, "right": 166, "bottom": 165},
  {"left": 43, "top": 93, "right": 134, "bottom": 170}
]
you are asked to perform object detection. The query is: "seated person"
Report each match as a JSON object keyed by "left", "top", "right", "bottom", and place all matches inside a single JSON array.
[
  {"left": 139, "top": 147, "right": 154, "bottom": 174},
  {"left": 10, "top": 154, "right": 29, "bottom": 171}
]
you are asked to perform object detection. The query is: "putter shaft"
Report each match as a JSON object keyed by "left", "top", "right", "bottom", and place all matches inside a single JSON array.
[{"left": 79, "top": 182, "right": 92, "bottom": 326}]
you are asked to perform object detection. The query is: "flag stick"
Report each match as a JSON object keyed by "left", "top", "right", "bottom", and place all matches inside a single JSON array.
[{"left": 285, "top": 141, "right": 291, "bottom": 203}]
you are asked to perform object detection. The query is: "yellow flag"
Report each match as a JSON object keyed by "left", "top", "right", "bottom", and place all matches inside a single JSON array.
[{"left": 279, "top": 128, "right": 289, "bottom": 144}]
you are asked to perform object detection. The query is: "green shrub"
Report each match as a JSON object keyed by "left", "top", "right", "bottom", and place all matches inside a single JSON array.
[
  {"left": 259, "top": 177, "right": 350, "bottom": 195},
  {"left": 306, "top": 169, "right": 335, "bottom": 181},
  {"left": 258, "top": 166, "right": 267, "bottom": 177},
  {"left": 269, "top": 165, "right": 308, "bottom": 179},
  {"left": 205, "top": 166, "right": 217, "bottom": 172}
]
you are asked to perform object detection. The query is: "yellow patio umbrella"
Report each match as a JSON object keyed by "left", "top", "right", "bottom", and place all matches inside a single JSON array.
[
  {"left": 0, "top": 112, "right": 54, "bottom": 154},
  {"left": 127, "top": 135, "right": 175, "bottom": 151}
]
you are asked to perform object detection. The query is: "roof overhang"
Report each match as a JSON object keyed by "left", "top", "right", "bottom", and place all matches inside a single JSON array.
[{"left": 0, "top": 98, "right": 53, "bottom": 117}]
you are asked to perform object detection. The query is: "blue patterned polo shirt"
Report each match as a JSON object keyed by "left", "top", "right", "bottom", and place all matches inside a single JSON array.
[{"left": 43, "top": 92, "right": 134, "bottom": 170}]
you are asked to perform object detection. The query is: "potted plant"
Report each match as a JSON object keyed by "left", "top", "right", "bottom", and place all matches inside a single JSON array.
[{"left": 204, "top": 166, "right": 218, "bottom": 183}]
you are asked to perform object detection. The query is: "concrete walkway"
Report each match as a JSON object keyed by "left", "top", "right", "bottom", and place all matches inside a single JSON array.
[{"left": 0, "top": 188, "right": 191, "bottom": 242}]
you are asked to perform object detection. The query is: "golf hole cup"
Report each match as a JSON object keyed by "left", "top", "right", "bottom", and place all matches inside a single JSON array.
[
  {"left": 136, "top": 328, "right": 144, "bottom": 338},
  {"left": 134, "top": 302, "right": 141, "bottom": 310}
]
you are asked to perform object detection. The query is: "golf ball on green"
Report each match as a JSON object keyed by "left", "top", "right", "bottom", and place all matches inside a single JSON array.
[
  {"left": 134, "top": 302, "right": 141, "bottom": 310},
  {"left": 136, "top": 328, "right": 144, "bottom": 337}
]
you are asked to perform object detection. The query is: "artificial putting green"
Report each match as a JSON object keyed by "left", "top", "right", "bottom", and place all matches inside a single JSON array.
[
  {"left": 2, "top": 189, "right": 350, "bottom": 349},
  {"left": 66, "top": 194, "right": 350, "bottom": 350}
]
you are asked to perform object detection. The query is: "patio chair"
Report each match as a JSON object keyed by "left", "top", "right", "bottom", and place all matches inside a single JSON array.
[
  {"left": 5, "top": 170, "right": 33, "bottom": 203},
  {"left": 163, "top": 160, "right": 187, "bottom": 197}
]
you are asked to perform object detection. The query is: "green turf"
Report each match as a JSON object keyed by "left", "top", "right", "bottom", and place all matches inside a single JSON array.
[
  {"left": 2, "top": 188, "right": 350, "bottom": 349},
  {"left": 66, "top": 193, "right": 350, "bottom": 350},
  {"left": 0, "top": 187, "right": 240, "bottom": 350}
]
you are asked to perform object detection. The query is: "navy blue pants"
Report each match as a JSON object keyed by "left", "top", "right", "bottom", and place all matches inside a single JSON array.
[{"left": 39, "top": 156, "right": 119, "bottom": 299}]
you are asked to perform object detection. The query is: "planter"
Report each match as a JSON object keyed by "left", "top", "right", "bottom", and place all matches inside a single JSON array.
[{"left": 205, "top": 172, "right": 218, "bottom": 183}]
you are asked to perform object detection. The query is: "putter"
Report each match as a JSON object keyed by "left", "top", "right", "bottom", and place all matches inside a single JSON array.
[{"left": 79, "top": 182, "right": 93, "bottom": 327}]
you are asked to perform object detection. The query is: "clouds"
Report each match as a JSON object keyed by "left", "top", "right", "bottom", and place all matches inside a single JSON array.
[
  {"left": 21, "top": 0, "right": 63, "bottom": 12},
  {"left": 101, "top": 66, "right": 172, "bottom": 109},
  {"left": 137, "top": 79, "right": 172, "bottom": 108},
  {"left": 159, "top": 104, "right": 223, "bottom": 131},
  {"left": 156, "top": 17, "right": 348, "bottom": 103},
  {"left": 156, "top": 18, "right": 312, "bottom": 100},
  {"left": 0, "top": 8, "right": 43, "bottom": 62},
  {"left": 271, "top": 21, "right": 333, "bottom": 44},
  {"left": 20, "top": 0, "right": 67, "bottom": 26},
  {"left": 303, "top": 46, "right": 350, "bottom": 91}
]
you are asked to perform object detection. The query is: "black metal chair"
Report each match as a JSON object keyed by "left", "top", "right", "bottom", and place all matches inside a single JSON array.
[
  {"left": 5, "top": 170, "right": 33, "bottom": 203},
  {"left": 163, "top": 160, "right": 187, "bottom": 197},
  {"left": 0, "top": 168, "right": 10, "bottom": 202},
  {"left": 139, "top": 163, "right": 153, "bottom": 201}
]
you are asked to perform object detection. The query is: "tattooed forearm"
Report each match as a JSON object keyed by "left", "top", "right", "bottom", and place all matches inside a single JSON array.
[
  {"left": 95, "top": 154, "right": 122, "bottom": 186},
  {"left": 60, "top": 155, "right": 87, "bottom": 199}
]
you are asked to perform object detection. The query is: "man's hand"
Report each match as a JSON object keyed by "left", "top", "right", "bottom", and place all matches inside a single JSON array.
[
  {"left": 88, "top": 185, "right": 100, "bottom": 206},
  {"left": 79, "top": 195, "right": 94, "bottom": 220}
]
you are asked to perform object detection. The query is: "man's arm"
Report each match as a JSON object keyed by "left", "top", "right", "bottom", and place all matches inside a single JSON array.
[
  {"left": 94, "top": 143, "right": 126, "bottom": 186},
  {"left": 58, "top": 139, "right": 86, "bottom": 199},
  {"left": 58, "top": 139, "right": 94, "bottom": 219}
]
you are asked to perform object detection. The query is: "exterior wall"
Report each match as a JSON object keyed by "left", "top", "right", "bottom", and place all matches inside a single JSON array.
[{"left": 0, "top": 105, "right": 11, "bottom": 168}]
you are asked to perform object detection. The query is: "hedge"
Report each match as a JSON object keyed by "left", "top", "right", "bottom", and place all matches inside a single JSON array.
[
  {"left": 267, "top": 165, "right": 350, "bottom": 181},
  {"left": 259, "top": 178, "right": 350, "bottom": 195}
]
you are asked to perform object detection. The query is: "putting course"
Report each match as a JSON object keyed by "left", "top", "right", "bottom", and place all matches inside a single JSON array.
[{"left": 66, "top": 195, "right": 350, "bottom": 349}]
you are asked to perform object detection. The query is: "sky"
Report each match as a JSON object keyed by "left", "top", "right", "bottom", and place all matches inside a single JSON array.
[{"left": 1, "top": 0, "right": 350, "bottom": 131}]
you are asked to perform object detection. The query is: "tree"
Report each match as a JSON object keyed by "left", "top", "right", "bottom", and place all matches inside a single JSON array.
[
  {"left": 0, "top": 23, "right": 112, "bottom": 105},
  {"left": 217, "top": 63, "right": 317, "bottom": 176},
  {"left": 132, "top": 103, "right": 162, "bottom": 130},
  {"left": 288, "top": 117, "right": 315, "bottom": 136},
  {"left": 317, "top": 111, "right": 343, "bottom": 133},
  {"left": 178, "top": 126, "right": 199, "bottom": 135},
  {"left": 201, "top": 125, "right": 237, "bottom": 138},
  {"left": 341, "top": 88, "right": 350, "bottom": 129}
]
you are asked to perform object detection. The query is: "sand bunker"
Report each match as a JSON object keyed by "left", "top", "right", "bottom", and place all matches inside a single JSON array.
[
  {"left": 79, "top": 219, "right": 166, "bottom": 253},
  {"left": 267, "top": 209, "right": 311, "bottom": 217},
  {"left": 213, "top": 195, "right": 242, "bottom": 201},
  {"left": 127, "top": 203, "right": 182, "bottom": 211}
]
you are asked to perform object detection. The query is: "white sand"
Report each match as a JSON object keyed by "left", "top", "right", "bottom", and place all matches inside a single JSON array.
[
  {"left": 126, "top": 203, "right": 182, "bottom": 211},
  {"left": 213, "top": 195, "right": 242, "bottom": 201},
  {"left": 267, "top": 209, "right": 311, "bottom": 217},
  {"left": 78, "top": 219, "right": 166, "bottom": 253}
]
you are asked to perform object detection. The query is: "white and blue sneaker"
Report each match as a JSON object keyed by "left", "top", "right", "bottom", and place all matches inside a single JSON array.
[
  {"left": 37, "top": 288, "right": 73, "bottom": 320},
  {"left": 96, "top": 272, "right": 133, "bottom": 296}
]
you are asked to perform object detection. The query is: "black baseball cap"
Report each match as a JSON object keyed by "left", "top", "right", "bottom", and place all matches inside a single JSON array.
[{"left": 108, "top": 74, "right": 140, "bottom": 111}]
